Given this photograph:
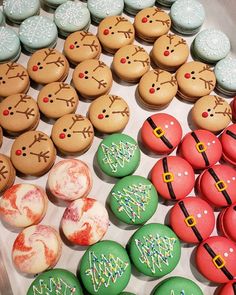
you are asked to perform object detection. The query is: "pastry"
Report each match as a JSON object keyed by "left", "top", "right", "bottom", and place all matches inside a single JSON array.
[
  {"left": 47, "top": 159, "right": 92, "bottom": 201},
  {"left": 37, "top": 82, "right": 79, "bottom": 119},
  {"left": 0, "top": 126, "right": 2, "bottom": 147},
  {"left": 218, "top": 203, "right": 236, "bottom": 243},
  {"left": 141, "top": 113, "right": 182, "bottom": 154},
  {"left": 220, "top": 124, "right": 236, "bottom": 166},
  {"left": 97, "top": 133, "right": 141, "bottom": 178},
  {"left": 109, "top": 175, "right": 158, "bottom": 225},
  {"left": 72, "top": 59, "right": 113, "bottom": 99},
  {"left": 42, "top": 0, "right": 68, "bottom": 9},
  {"left": 12, "top": 225, "right": 62, "bottom": 275},
  {"left": 124, "top": 0, "right": 155, "bottom": 15},
  {"left": 231, "top": 97, "right": 236, "bottom": 121},
  {"left": 0, "top": 154, "right": 15, "bottom": 194},
  {"left": 80, "top": 240, "right": 131, "bottom": 295},
  {"left": 61, "top": 197, "right": 109, "bottom": 245},
  {"left": 218, "top": 281, "right": 236, "bottom": 295},
  {"left": 113, "top": 45, "right": 150, "bottom": 83},
  {"left": 27, "top": 48, "right": 69, "bottom": 85},
  {"left": 10, "top": 130, "right": 56, "bottom": 176},
  {"left": 51, "top": 114, "right": 94, "bottom": 154},
  {"left": 0, "top": 184, "right": 48, "bottom": 228},
  {"left": 156, "top": 0, "right": 177, "bottom": 7},
  {"left": 88, "top": 94, "right": 130, "bottom": 133},
  {"left": 151, "top": 156, "right": 195, "bottom": 201},
  {"left": 0, "top": 27, "right": 21, "bottom": 63},
  {"left": 98, "top": 16, "right": 135, "bottom": 54}
]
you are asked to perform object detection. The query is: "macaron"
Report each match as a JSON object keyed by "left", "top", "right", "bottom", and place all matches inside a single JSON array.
[
  {"left": 127, "top": 223, "right": 181, "bottom": 277},
  {"left": 27, "top": 269, "right": 83, "bottom": 295},
  {"left": 80, "top": 240, "right": 131, "bottom": 295},
  {"left": 97, "top": 133, "right": 141, "bottom": 178},
  {"left": 42, "top": 0, "right": 69, "bottom": 9},
  {"left": 141, "top": 113, "right": 182, "bottom": 154},
  {"left": 61, "top": 197, "right": 109, "bottom": 246},
  {"left": 109, "top": 175, "right": 158, "bottom": 224},
  {"left": 220, "top": 124, "right": 236, "bottom": 166},
  {"left": 51, "top": 114, "right": 94, "bottom": 155},
  {"left": 0, "top": 27, "right": 21, "bottom": 63},
  {"left": 138, "top": 69, "right": 178, "bottom": 109},
  {"left": 195, "top": 236, "right": 236, "bottom": 283},
  {"left": 0, "top": 184, "right": 48, "bottom": 228},
  {"left": 10, "top": 130, "right": 56, "bottom": 176},
  {"left": 0, "top": 93, "right": 40, "bottom": 136},
  {"left": 64, "top": 31, "right": 101, "bottom": 65},
  {"left": 191, "top": 95, "right": 232, "bottom": 133},
  {"left": 124, "top": 0, "right": 155, "bottom": 15},
  {"left": 178, "top": 130, "right": 222, "bottom": 171},
  {"left": 0, "top": 9, "right": 5, "bottom": 26},
  {"left": 170, "top": 0, "right": 205, "bottom": 35},
  {"left": 12, "top": 225, "right": 62, "bottom": 275},
  {"left": 113, "top": 45, "right": 150, "bottom": 83},
  {"left": 47, "top": 159, "right": 92, "bottom": 202},
  {"left": 176, "top": 61, "right": 216, "bottom": 102},
  {"left": 72, "top": 59, "right": 113, "bottom": 99},
  {"left": 19, "top": 16, "right": 58, "bottom": 53},
  {"left": 218, "top": 281, "right": 236, "bottom": 295},
  {"left": 151, "top": 156, "right": 195, "bottom": 201},
  {"left": 0, "top": 154, "right": 15, "bottom": 194},
  {"left": 151, "top": 34, "right": 189, "bottom": 71},
  {"left": 119, "top": 293, "right": 135, "bottom": 295},
  {"left": 218, "top": 203, "right": 236, "bottom": 242},
  {"left": 134, "top": 7, "right": 171, "bottom": 42},
  {"left": 231, "top": 97, "right": 236, "bottom": 121},
  {"left": 156, "top": 0, "right": 177, "bottom": 7},
  {"left": 28, "top": 48, "right": 69, "bottom": 85},
  {"left": 54, "top": 1, "right": 90, "bottom": 37},
  {"left": 3, "top": 0, "right": 40, "bottom": 24},
  {"left": 170, "top": 197, "right": 215, "bottom": 243},
  {"left": 0, "top": 62, "right": 30, "bottom": 97},
  {"left": 98, "top": 16, "right": 135, "bottom": 54},
  {"left": 0, "top": 126, "right": 3, "bottom": 147},
  {"left": 37, "top": 82, "right": 79, "bottom": 119},
  {"left": 87, "top": 0, "right": 124, "bottom": 24},
  {"left": 88, "top": 94, "right": 130, "bottom": 133}
]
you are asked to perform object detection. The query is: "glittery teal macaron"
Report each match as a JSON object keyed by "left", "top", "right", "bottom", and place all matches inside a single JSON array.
[
  {"left": 192, "top": 29, "right": 230, "bottom": 64},
  {"left": 88, "top": 0, "right": 124, "bottom": 23},
  {"left": 0, "top": 27, "right": 21, "bottom": 63},
  {"left": 19, "top": 16, "right": 58, "bottom": 53},
  {"left": 42, "top": 0, "right": 70, "bottom": 9},
  {"left": 54, "top": 1, "right": 90, "bottom": 37},
  {"left": 124, "top": 0, "right": 155, "bottom": 15},
  {"left": 0, "top": 10, "right": 5, "bottom": 26},
  {"left": 214, "top": 57, "right": 236, "bottom": 96},
  {"left": 170, "top": 0, "right": 205, "bottom": 35},
  {"left": 3, "top": 0, "right": 40, "bottom": 24},
  {"left": 156, "top": 0, "right": 177, "bottom": 7}
]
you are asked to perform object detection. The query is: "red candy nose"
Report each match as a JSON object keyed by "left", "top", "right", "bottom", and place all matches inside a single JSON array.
[
  {"left": 32, "top": 65, "right": 38, "bottom": 71},
  {"left": 43, "top": 97, "right": 49, "bottom": 103},
  {"left": 120, "top": 58, "right": 126, "bottom": 64},
  {"left": 79, "top": 73, "right": 84, "bottom": 78},
  {"left": 184, "top": 73, "right": 191, "bottom": 79},
  {"left": 98, "top": 114, "right": 104, "bottom": 119},
  {"left": 3, "top": 110, "right": 9, "bottom": 116},
  {"left": 164, "top": 50, "right": 170, "bottom": 56},
  {"left": 103, "top": 29, "right": 109, "bottom": 35},
  {"left": 15, "top": 150, "right": 22, "bottom": 156},
  {"left": 59, "top": 133, "right": 66, "bottom": 139},
  {"left": 149, "top": 88, "right": 155, "bottom": 94},
  {"left": 202, "top": 112, "right": 208, "bottom": 118},
  {"left": 142, "top": 17, "right": 148, "bottom": 23},
  {"left": 70, "top": 44, "right": 75, "bottom": 49}
]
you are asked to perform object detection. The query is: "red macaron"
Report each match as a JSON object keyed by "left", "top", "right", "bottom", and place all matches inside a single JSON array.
[
  {"left": 220, "top": 124, "right": 236, "bottom": 167},
  {"left": 217, "top": 203, "right": 236, "bottom": 242}
]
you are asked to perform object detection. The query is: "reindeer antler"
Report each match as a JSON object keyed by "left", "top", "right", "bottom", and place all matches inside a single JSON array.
[
  {"left": 73, "top": 126, "right": 93, "bottom": 139},
  {"left": 199, "top": 78, "right": 214, "bottom": 90},
  {"left": 152, "top": 7, "right": 164, "bottom": 16},
  {"left": 14, "top": 94, "right": 31, "bottom": 108},
  {"left": 115, "top": 16, "right": 128, "bottom": 26},
  {"left": 160, "top": 76, "right": 177, "bottom": 87},
  {"left": 108, "top": 95, "right": 121, "bottom": 108},
  {"left": 83, "top": 40, "right": 99, "bottom": 52},
  {"left": 166, "top": 34, "right": 175, "bottom": 44},
  {"left": 93, "top": 61, "right": 106, "bottom": 72},
  {"left": 0, "top": 162, "right": 8, "bottom": 180},
  {"left": 30, "top": 151, "right": 50, "bottom": 163},
  {"left": 112, "top": 107, "right": 129, "bottom": 117},
  {"left": 132, "top": 46, "right": 145, "bottom": 56},
  {"left": 134, "top": 58, "right": 150, "bottom": 67},
  {"left": 6, "top": 62, "right": 18, "bottom": 75},
  {"left": 174, "top": 38, "right": 186, "bottom": 47},
  {"left": 69, "top": 115, "right": 85, "bottom": 130},
  {"left": 43, "top": 48, "right": 56, "bottom": 61},
  {"left": 56, "top": 97, "right": 76, "bottom": 107},
  {"left": 117, "top": 29, "right": 133, "bottom": 39},
  {"left": 46, "top": 56, "right": 65, "bottom": 67},
  {"left": 29, "top": 133, "right": 47, "bottom": 148},
  {"left": 80, "top": 31, "right": 93, "bottom": 41},
  {"left": 215, "top": 108, "right": 232, "bottom": 119},
  {"left": 153, "top": 69, "right": 164, "bottom": 82},
  {"left": 16, "top": 108, "right": 35, "bottom": 119},
  {"left": 198, "top": 65, "right": 213, "bottom": 74},
  {"left": 213, "top": 96, "right": 224, "bottom": 109},
  {"left": 156, "top": 19, "right": 171, "bottom": 27},
  {"left": 8, "top": 71, "right": 27, "bottom": 81},
  {"left": 92, "top": 76, "right": 107, "bottom": 89},
  {"left": 54, "top": 82, "right": 71, "bottom": 95}
]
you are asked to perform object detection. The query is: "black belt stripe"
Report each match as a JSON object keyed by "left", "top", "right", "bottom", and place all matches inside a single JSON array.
[
  {"left": 178, "top": 201, "right": 203, "bottom": 242},
  {"left": 226, "top": 130, "right": 236, "bottom": 140},
  {"left": 147, "top": 117, "right": 173, "bottom": 150},
  {"left": 191, "top": 132, "right": 210, "bottom": 167},
  {"left": 203, "top": 243, "right": 234, "bottom": 280},
  {"left": 162, "top": 157, "right": 176, "bottom": 200},
  {"left": 233, "top": 282, "right": 236, "bottom": 294},
  {"left": 208, "top": 168, "right": 232, "bottom": 205}
]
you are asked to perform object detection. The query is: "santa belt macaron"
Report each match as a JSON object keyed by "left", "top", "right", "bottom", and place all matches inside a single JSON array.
[
  {"left": 162, "top": 157, "right": 176, "bottom": 200},
  {"left": 226, "top": 129, "right": 236, "bottom": 140},
  {"left": 233, "top": 282, "right": 236, "bottom": 294},
  {"left": 191, "top": 131, "right": 209, "bottom": 167}
]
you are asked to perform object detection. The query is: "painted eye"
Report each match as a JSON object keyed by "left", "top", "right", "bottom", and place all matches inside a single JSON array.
[
  {"left": 105, "top": 115, "right": 109, "bottom": 118},
  {"left": 109, "top": 26, "right": 112, "bottom": 29},
  {"left": 37, "top": 62, "right": 41, "bottom": 65},
  {"left": 85, "top": 71, "right": 88, "bottom": 74},
  {"left": 208, "top": 109, "right": 211, "bottom": 112},
  {"left": 63, "top": 128, "right": 67, "bottom": 132},
  {"left": 102, "top": 109, "right": 106, "bottom": 113},
  {"left": 192, "top": 77, "right": 196, "bottom": 79},
  {"left": 191, "top": 71, "right": 195, "bottom": 74},
  {"left": 8, "top": 106, "right": 12, "bottom": 110},
  {"left": 152, "top": 83, "right": 155, "bottom": 87},
  {"left": 75, "top": 41, "right": 78, "bottom": 45},
  {"left": 147, "top": 15, "right": 150, "bottom": 18},
  {"left": 22, "top": 147, "right": 26, "bottom": 150},
  {"left": 171, "top": 50, "right": 174, "bottom": 53},
  {"left": 167, "top": 46, "right": 169, "bottom": 50},
  {"left": 48, "top": 94, "right": 52, "bottom": 97},
  {"left": 210, "top": 114, "right": 214, "bottom": 117},
  {"left": 156, "top": 87, "right": 160, "bottom": 90}
]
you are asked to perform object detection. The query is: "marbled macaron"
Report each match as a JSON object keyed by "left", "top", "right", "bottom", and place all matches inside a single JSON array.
[
  {"left": 0, "top": 154, "right": 15, "bottom": 194},
  {"left": 124, "top": 0, "right": 155, "bottom": 15},
  {"left": 0, "top": 27, "right": 21, "bottom": 63}
]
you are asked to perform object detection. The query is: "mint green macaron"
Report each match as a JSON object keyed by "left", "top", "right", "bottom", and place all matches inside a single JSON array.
[{"left": 0, "top": 27, "right": 21, "bottom": 63}]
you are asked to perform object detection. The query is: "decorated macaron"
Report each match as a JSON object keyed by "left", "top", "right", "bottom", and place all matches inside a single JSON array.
[
  {"left": 19, "top": 16, "right": 58, "bottom": 53},
  {"left": 218, "top": 203, "right": 236, "bottom": 243},
  {"left": 42, "top": 0, "right": 68, "bottom": 9},
  {"left": 218, "top": 281, "right": 236, "bottom": 295},
  {"left": 151, "top": 34, "right": 189, "bottom": 71},
  {"left": 61, "top": 197, "right": 109, "bottom": 246},
  {"left": 12, "top": 225, "right": 62, "bottom": 275},
  {"left": 138, "top": 69, "right": 178, "bottom": 109},
  {"left": 0, "top": 184, "right": 48, "bottom": 228},
  {"left": 54, "top": 1, "right": 90, "bottom": 37},
  {"left": 98, "top": 16, "right": 135, "bottom": 54},
  {"left": 141, "top": 113, "right": 182, "bottom": 154},
  {"left": 151, "top": 156, "right": 195, "bottom": 201},
  {"left": 88, "top": 94, "right": 130, "bottom": 133},
  {"left": 97, "top": 133, "right": 141, "bottom": 178},
  {"left": 0, "top": 9, "right": 5, "bottom": 26},
  {"left": 231, "top": 97, "right": 236, "bottom": 121},
  {"left": 178, "top": 130, "right": 222, "bottom": 171},
  {"left": 124, "top": 0, "right": 155, "bottom": 15},
  {"left": 80, "top": 240, "right": 131, "bottom": 295},
  {"left": 10, "top": 130, "right": 56, "bottom": 176},
  {"left": 220, "top": 124, "right": 236, "bottom": 166},
  {"left": 47, "top": 159, "right": 92, "bottom": 202},
  {"left": 0, "top": 27, "right": 21, "bottom": 63},
  {"left": 0, "top": 154, "right": 15, "bottom": 194},
  {"left": 72, "top": 59, "right": 113, "bottom": 99},
  {"left": 191, "top": 95, "right": 232, "bottom": 133},
  {"left": 128, "top": 223, "right": 181, "bottom": 277},
  {"left": 64, "top": 31, "right": 101, "bottom": 65},
  {"left": 170, "top": 197, "right": 215, "bottom": 243},
  {"left": 176, "top": 61, "right": 216, "bottom": 102},
  {"left": 51, "top": 114, "right": 94, "bottom": 155},
  {"left": 113, "top": 45, "right": 150, "bottom": 83},
  {"left": 109, "top": 175, "right": 158, "bottom": 225},
  {"left": 195, "top": 236, "right": 236, "bottom": 283},
  {"left": 27, "top": 269, "right": 83, "bottom": 295},
  {"left": 28, "top": 48, "right": 69, "bottom": 85},
  {"left": 0, "top": 126, "right": 2, "bottom": 147},
  {"left": 0, "top": 93, "right": 40, "bottom": 136},
  {"left": 156, "top": 0, "right": 177, "bottom": 7},
  {"left": 0, "top": 62, "right": 29, "bottom": 98},
  {"left": 37, "top": 82, "right": 79, "bottom": 119},
  {"left": 170, "top": 0, "right": 205, "bottom": 35},
  {"left": 134, "top": 7, "right": 171, "bottom": 43}
]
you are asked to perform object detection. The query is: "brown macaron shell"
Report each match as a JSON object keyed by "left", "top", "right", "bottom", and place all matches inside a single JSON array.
[{"left": 0, "top": 154, "right": 16, "bottom": 194}]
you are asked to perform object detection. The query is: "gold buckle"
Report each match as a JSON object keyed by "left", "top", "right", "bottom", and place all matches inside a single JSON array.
[
  {"left": 212, "top": 255, "right": 226, "bottom": 269},
  {"left": 184, "top": 216, "right": 196, "bottom": 227},
  {"left": 196, "top": 142, "right": 207, "bottom": 153},
  {"left": 153, "top": 127, "right": 165, "bottom": 138},
  {"left": 215, "top": 180, "right": 227, "bottom": 192},
  {"left": 162, "top": 172, "right": 174, "bottom": 183}
]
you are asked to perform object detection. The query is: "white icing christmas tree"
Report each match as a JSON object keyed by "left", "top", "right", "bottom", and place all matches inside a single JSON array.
[{"left": 32, "top": 277, "right": 76, "bottom": 295}]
